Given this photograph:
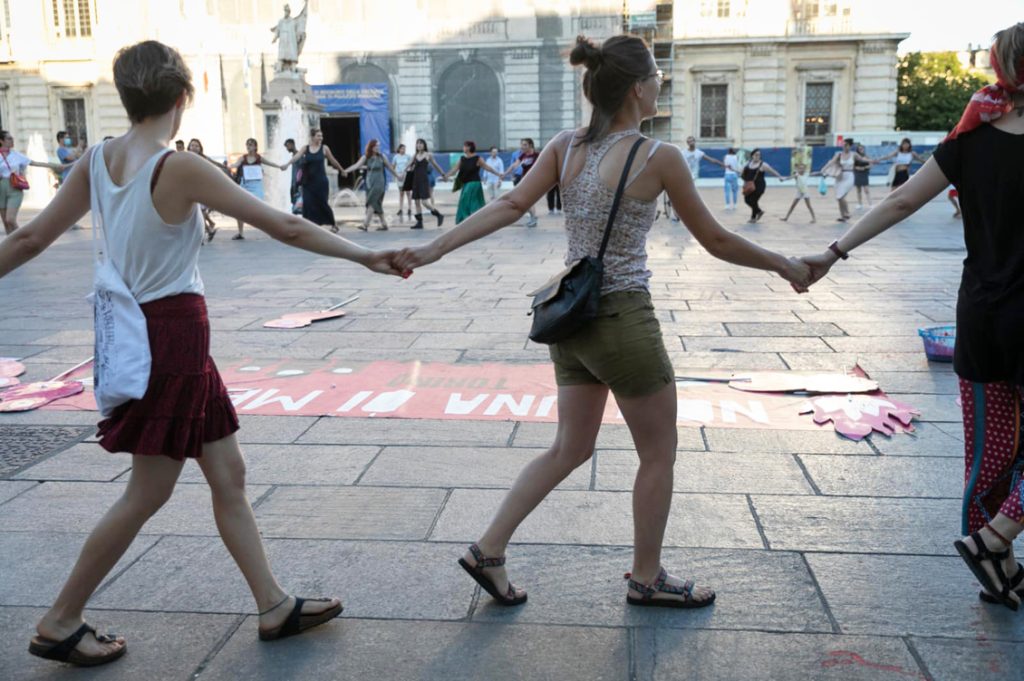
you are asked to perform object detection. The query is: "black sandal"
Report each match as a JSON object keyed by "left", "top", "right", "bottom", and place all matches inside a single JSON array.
[
  {"left": 625, "top": 567, "right": 715, "bottom": 609},
  {"left": 458, "top": 544, "right": 527, "bottom": 606},
  {"left": 257, "top": 596, "right": 344, "bottom": 641},
  {"left": 954, "top": 529, "right": 1018, "bottom": 611},
  {"left": 28, "top": 623, "right": 125, "bottom": 667},
  {"left": 980, "top": 562, "right": 1024, "bottom": 604}
]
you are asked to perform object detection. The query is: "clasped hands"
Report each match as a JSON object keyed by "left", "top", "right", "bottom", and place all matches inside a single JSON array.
[
  {"left": 358, "top": 244, "right": 440, "bottom": 277},
  {"left": 782, "top": 249, "right": 840, "bottom": 294}
]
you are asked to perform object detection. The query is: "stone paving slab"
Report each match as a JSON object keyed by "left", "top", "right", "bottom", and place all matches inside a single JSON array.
[
  {"left": 751, "top": 495, "right": 960, "bottom": 554},
  {"left": 0, "top": 480, "right": 37, "bottom": 505},
  {"left": 704, "top": 428, "right": 870, "bottom": 454},
  {"left": 234, "top": 415, "right": 319, "bottom": 444},
  {"left": 806, "top": 554, "right": 1024, "bottom": 641},
  {"left": 595, "top": 450, "right": 813, "bottom": 495},
  {"left": 890, "top": 393, "right": 961, "bottom": 423},
  {"left": 0, "top": 606, "right": 238, "bottom": 681},
  {"left": 869, "top": 422, "right": 963, "bottom": 457},
  {"left": 825, "top": 336, "right": 925, "bottom": 354},
  {"left": 13, "top": 443, "right": 132, "bottom": 482},
  {"left": 912, "top": 636, "right": 1024, "bottom": 681},
  {"left": 177, "top": 444, "right": 379, "bottom": 486},
  {"left": 92, "top": 537, "right": 476, "bottom": 622},
  {"left": 253, "top": 485, "right": 447, "bottom": 540},
  {"left": 869, "top": 371, "right": 960, "bottom": 395},
  {"left": 471, "top": 545, "right": 831, "bottom": 633},
  {"left": 0, "top": 532, "right": 159, "bottom": 607},
  {"left": 511, "top": 421, "right": 707, "bottom": 451},
  {"left": 0, "top": 410, "right": 99, "bottom": 427},
  {"left": 358, "top": 446, "right": 591, "bottom": 490},
  {"left": 431, "top": 489, "right": 763, "bottom": 549},
  {"left": 681, "top": 336, "right": 834, "bottom": 353},
  {"left": 669, "top": 351, "right": 790, "bottom": 370},
  {"left": 723, "top": 322, "right": 846, "bottom": 337},
  {"left": 298, "top": 417, "right": 514, "bottom": 447},
  {"left": 202, "top": 617, "right": 629, "bottom": 681},
  {"left": 798, "top": 454, "right": 961, "bottom": 498},
  {"left": 635, "top": 629, "right": 924, "bottom": 681}
]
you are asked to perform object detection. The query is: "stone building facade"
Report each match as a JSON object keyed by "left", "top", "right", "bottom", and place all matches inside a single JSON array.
[{"left": 0, "top": 0, "right": 907, "bottom": 207}]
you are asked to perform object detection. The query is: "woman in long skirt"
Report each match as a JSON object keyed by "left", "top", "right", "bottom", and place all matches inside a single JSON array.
[
  {"left": 444, "top": 140, "right": 503, "bottom": 224},
  {"left": 281, "top": 128, "right": 346, "bottom": 232},
  {"left": 343, "top": 139, "right": 400, "bottom": 231}
]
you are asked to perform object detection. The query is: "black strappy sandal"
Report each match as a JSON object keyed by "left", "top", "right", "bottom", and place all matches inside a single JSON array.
[
  {"left": 954, "top": 527, "right": 1019, "bottom": 611},
  {"left": 258, "top": 596, "right": 344, "bottom": 641},
  {"left": 458, "top": 543, "right": 527, "bottom": 606},
  {"left": 980, "top": 562, "right": 1024, "bottom": 604},
  {"left": 28, "top": 623, "right": 126, "bottom": 667},
  {"left": 625, "top": 567, "right": 716, "bottom": 610}
]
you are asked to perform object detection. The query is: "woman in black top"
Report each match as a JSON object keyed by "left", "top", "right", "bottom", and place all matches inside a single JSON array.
[
  {"left": 799, "top": 23, "right": 1024, "bottom": 611},
  {"left": 281, "top": 128, "right": 346, "bottom": 232},
  {"left": 853, "top": 142, "right": 872, "bottom": 209},
  {"left": 403, "top": 138, "right": 446, "bottom": 229},
  {"left": 444, "top": 140, "right": 504, "bottom": 224},
  {"left": 741, "top": 149, "right": 784, "bottom": 222}
]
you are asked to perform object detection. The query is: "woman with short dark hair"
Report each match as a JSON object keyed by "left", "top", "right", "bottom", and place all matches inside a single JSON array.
[{"left": 444, "top": 139, "right": 504, "bottom": 224}]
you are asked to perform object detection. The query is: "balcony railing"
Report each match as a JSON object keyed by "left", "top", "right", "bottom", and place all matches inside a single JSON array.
[
  {"left": 573, "top": 14, "right": 621, "bottom": 37},
  {"left": 435, "top": 18, "right": 508, "bottom": 42},
  {"left": 786, "top": 16, "right": 855, "bottom": 37}
]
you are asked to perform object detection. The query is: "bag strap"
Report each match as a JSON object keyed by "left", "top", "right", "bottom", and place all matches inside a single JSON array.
[
  {"left": 1, "top": 152, "right": 12, "bottom": 173},
  {"left": 597, "top": 137, "right": 646, "bottom": 262}
]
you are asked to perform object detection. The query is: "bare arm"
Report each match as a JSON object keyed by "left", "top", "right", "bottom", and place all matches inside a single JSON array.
[
  {"left": 503, "top": 158, "right": 523, "bottom": 177},
  {"left": 874, "top": 150, "right": 898, "bottom": 162},
  {"left": 762, "top": 163, "right": 784, "bottom": 180},
  {"left": 322, "top": 145, "right": 344, "bottom": 172},
  {"left": 477, "top": 157, "right": 502, "bottom": 176},
  {"left": 703, "top": 155, "right": 725, "bottom": 168},
  {"left": 427, "top": 152, "right": 446, "bottom": 176},
  {"left": 0, "top": 149, "right": 93, "bottom": 278},
  {"left": 280, "top": 145, "right": 307, "bottom": 169},
  {"left": 381, "top": 156, "right": 398, "bottom": 176},
  {"left": 259, "top": 156, "right": 280, "bottom": 169},
  {"left": 343, "top": 155, "right": 367, "bottom": 175}
]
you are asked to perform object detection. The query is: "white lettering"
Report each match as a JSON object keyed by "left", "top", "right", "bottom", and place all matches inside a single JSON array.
[
  {"left": 535, "top": 395, "right": 557, "bottom": 417},
  {"left": 678, "top": 399, "right": 714, "bottom": 424},
  {"left": 719, "top": 400, "right": 770, "bottom": 424},
  {"left": 362, "top": 390, "right": 416, "bottom": 413},
  {"left": 484, "top": 394, "right": 535, "bottom": 416},
  {"left": 228, "top": 388, "right": 262, "bottom": 408},
  {"left": 336, "top": 391, "right": 373, "bottom": 412},
  {"left": 243, "top": 389, "right": 324, "bottom": 412},
  {"left": 444, "top": 393, "right": 490, "bottom": 415}
]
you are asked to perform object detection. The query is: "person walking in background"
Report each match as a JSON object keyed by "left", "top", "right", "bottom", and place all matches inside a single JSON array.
[
  {"left": 54, "top": 131, "right": 83, "bottom": 188},
  {"left": 405, "top": 138, "right": 446, "bottom": 230},
  {"left": 820, "top": 139, "right": 872, "bottom": 222},
  {"left": 503, "top": 138, "right": 541, "bottom": 227},
  {"left": 482, "top": 146, "right": 505, "bottom": 201},
  {"left": 874, "top": 137, "right": 926, "bottom": 190},
  {"left": 281, "top": 127, "right": 345, "bottom": 232},
  {"left": 722, "top": 147, "right": 740, "bottom": 212},
  {"left": 283, "top": 138, "right": 300, "bottom": 214},
  {"left": 781, "top": 161, "right": 816, "bottom": 223},
  {"left": 797, "top": 22, "right": 1024, "bottom": 613},
  {"left": 741, "top": 149, "right": 783, "bottom": 223},
  {"left": 444, "top": 140, "right": 503, "bottom": 224},
  {"left": 948, "top": 186, "right": 962, "bottom": 219},
  {"left": 681, "top": 135, "right": 725, "bottom": 182},
  {"left": 343, "top": 138, "right": 399, "bottom": 231},
  {"left": 392, "top": 33, "right": 811, "bottom": 613},
  {"left": 229, "top": 138, "right": 280, "bottom": 240},
  {"left": 0, "top": 130, "right": 67, "bottom": 235},
  {"left": 0, "top": 40, "right": 404, "bottom": 668},
  {"left": 853, "top": 142, "right": 872, "bottom": 210},
  {"left": 391, "top": 143, "right": 411, "bottom": 221},
  {"left": 186, "top": 138, "right": 225, "bottom": 241},
  {"left": 174, "top": 140, "right": 185, "bottom": 152}
]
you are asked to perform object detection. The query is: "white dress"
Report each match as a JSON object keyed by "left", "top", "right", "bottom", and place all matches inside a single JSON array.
[{"left": 834, "top": 153, "right": 856, "bottom": 200}]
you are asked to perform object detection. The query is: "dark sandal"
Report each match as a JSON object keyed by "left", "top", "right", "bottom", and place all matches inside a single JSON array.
[
  {"left": 258, "top": 596, "right": 344, "bottom": 641},
  {"left": 458, "top": 543, "right": 527, "bottom": 606},
  {"left": 28, "top": 623, "right": 125, "bottom": 667},
  {"left": 625, "top": 567, "right": 716, "bottom": 609},
  {"left": 980, "top": 562, "right": 1024, "bottom": 604},
  {"left": 954, "top": 530, "right": 1018, "bottom": 611}
]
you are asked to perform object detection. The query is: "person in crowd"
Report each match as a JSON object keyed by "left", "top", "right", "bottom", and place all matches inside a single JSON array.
[
  {"left": 797, "top": 22, "right": 1024, "bottom": 612},
  {"left": 54, "top": 131, "right": 83, "bottom": 188},
  {"left": 0, "top": 130, "right": 67, "bottom": 235},
  {"left": 820, "top": 139, "right": 873, "bottom": 222},
  {"left": 391, "top": 34, "right": 811, "bottom": 612},
  {"left": 229, "top": 138, "right": 281, "bottom": 240},
  {"left": 0, "top": 39, "right": 403, "bottom": 668},
  {"left": 681, "top": 135, "right": 726, "bottom": 181},
  {"left": 343, "top": 138, "right": 400, "bottom": 231},
  {"left": 281, "top": 128, "right": 346, "bottom": 232},
  {"left": 283, "top": 138, "right": 301, "bottom": 214},
  {"left": 781, "top": 161, "right": 816, "bottom": 223},
  {"left": 482, "top": 146, "right": 505, "bottom": 201},
  {"left": 174, "top": 139, "right": 185, "bottom": 152},
  {"left": 853, "top": 142, "right": 872, "bottom": 210},
  {"left": 187, "top": 138, "right": 229, "bottom": 241},
  {"left": 740, "top": 148, "right": 784, "bottom": 222},
  {"left": 546, "top": 184, "right": 562, "bottom": 215},
  {"left": 444, "top": 140, "right": 504, "bottom": 224},
  {"left": 948, "top": 186, "right": 962, "bottom": 219},
  {"left": 874, "top": 137, "right": 927, "bottom": 190},
  {"left": 722, "top": 147, "right": 740, "bottom": 212},
  {"left": 403, "top": 138, "right": 446, "bottom": 230},
  {"left": 502, "top": 138, "right": 541, "bottom": 227},
  {"left": 391, "top": 143, "right": 411, "bottom": 221}
]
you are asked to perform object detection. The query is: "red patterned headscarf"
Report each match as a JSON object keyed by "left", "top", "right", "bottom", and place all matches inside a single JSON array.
[{"left": 945, "top": 46, "right": 1024, "bottom": 141}]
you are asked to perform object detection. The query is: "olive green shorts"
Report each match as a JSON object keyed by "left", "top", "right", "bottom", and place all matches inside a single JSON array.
[
  {"left": 548, "top": 290, "right": 674, "bottom": 398},
  {"left": 0, "top": 179, "right": 24, "bottom": 212}
]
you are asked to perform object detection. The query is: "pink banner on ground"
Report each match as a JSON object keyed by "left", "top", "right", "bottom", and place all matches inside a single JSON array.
[{"left": 44, "top": 359, "right": 910, "bottom": 432}]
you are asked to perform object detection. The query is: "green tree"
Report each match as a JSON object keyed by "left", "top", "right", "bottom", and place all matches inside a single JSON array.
[{"left": 896, "top": 52, "right": 991, "bottom": 131}]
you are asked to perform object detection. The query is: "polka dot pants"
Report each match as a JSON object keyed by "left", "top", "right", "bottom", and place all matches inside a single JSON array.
[{"left": 961, "top": 379, "right": 1024, "bottom": 534}]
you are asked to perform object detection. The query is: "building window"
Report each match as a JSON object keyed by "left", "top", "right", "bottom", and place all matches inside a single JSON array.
[
  {"left": 700, "top": 83, "right": 728, "bottom": 139},
  {"left": 51, "top": 0, "right": 94, "bottom": 38},
  {"left": 62, "top": 97, "right": 88, "bottom": 147},
  {"left": 700, "top": 0, "right": 730, "bottom": 18},
  {"left": 803, "top": 82, "right": 833, "bottom": 138},
  {"left": 437, "top": 61, "right": 500, "bottom": 151}
]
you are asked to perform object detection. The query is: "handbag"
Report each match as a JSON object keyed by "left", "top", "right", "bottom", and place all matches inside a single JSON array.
[
  {"left": 87, "top": 143, "right": 152, "bottom": 416},
  {"left": 527, "top": 137, "right": 645, "bottom": 345},
  {"left": 741, "top": 180, "right": 755, "bottom": 195},
  {"left": 2, "top": 153, "right": 29, "bottom": 190},
  {"left": 818, "top": 175, "right": 829, "bottom": 195}
]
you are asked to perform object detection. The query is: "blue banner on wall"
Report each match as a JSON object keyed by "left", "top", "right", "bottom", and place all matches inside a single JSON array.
[{"left": 313, "top": 83, "right": 391, "bottom": 160}]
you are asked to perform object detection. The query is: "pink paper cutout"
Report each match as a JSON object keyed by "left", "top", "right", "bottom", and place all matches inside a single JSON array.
[
  {"left": 799, "top": 394, "right": 921, "bottom": 441},
  {"left": 0, "top": 358, "right": 26, "bottom": 378},
  {"left": 0, "top": 380, "right": 85, "bottom": 412},
  {"left": 0, "top": 376, "right": 20, "bottom": 389}
]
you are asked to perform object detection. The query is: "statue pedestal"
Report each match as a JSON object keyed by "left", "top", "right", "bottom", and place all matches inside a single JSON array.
[{"left": 259, "top": 70, "right": 324, "bottom": 212}]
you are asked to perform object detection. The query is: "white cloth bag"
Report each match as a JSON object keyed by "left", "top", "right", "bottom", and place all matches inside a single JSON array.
[{"left": 89, "top": 145, "right": 151, "bottom": 416}]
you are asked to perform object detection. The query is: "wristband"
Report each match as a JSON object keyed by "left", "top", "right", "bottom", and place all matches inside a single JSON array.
[{"left": 828, "top": 240, "right": 849, "bottom": 260}]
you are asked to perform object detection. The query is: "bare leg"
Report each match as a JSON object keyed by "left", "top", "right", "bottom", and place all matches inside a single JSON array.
[
  {"left": 360, "top": 206, "right": 372, "bottom": 230},
  {"left": 35, "top": 455, "right": 185, "bottom": 657},
  {"left": 198, "top": 434, "right": 341, "bottom": 630},
  {"left": 4, "top": 206, "right": 19, "bottom": 234},
  {"left": 864, "top": 186, "right": 872, "bottom": 207},
  {"left": 618, "top": 383, "right": 715, "bottom": 604},
  {"left": 235, "top": 219, "right": 245, "bottom": 239},
  {"left": 804, "top": 198, "right": 816, "bottom": 222},
  {"left": 961, "top": 513, "right": 1024, "bottom": 606},
  {"left": 781, "top": 198, "right": 799, "bottom": 221},
  {"left": 469, "top": 384, "right": 609, "bottom": 594},
  {"left": 837, "top": 197, "right": 850, "bottom": 220}
]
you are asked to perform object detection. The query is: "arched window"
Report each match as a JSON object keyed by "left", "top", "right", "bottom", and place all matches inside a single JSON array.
[{"left": 437, "top": 61, "right": 500, "bottom": 152}]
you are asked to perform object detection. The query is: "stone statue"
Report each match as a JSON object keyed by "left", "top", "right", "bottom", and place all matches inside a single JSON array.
[{"left": 271, "top": 2, "right": 308, "bottom": 73}]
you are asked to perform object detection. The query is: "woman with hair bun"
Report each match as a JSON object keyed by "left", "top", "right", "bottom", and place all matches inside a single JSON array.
[{"left": 394, "top": 34, "right": 811, "bottom": 610}]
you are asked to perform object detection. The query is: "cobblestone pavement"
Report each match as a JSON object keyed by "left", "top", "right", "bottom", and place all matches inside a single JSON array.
[{"left": 1, "top": 186, "right": 1017, "bottom": 681}]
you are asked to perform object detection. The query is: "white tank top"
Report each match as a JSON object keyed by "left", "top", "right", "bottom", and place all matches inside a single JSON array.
[
  {"left": 90, "top": 142, "right": 204, "bottom": 304},
  {"left": 895, "top": 151, "right": 913, "bottom": 165}
]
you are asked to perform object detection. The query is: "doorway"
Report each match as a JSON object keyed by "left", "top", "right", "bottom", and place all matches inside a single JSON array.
[{"left": 321, "top": 115, "right": 360, "bottom": 188}]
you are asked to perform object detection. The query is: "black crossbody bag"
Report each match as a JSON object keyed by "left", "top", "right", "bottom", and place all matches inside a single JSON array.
[{"left": 527, "top": 137, "right": 645, "bottom": 345}]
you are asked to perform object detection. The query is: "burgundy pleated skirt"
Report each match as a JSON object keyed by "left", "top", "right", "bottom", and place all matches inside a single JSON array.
[{"left": 97, "top": 293, "right": 239, "bottom": 460}]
